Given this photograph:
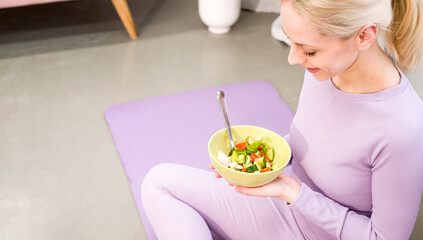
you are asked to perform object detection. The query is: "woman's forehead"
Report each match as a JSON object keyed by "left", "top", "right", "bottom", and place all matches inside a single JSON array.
[{"left": 280, "top": 0, "right": 329, "bottom": 48}]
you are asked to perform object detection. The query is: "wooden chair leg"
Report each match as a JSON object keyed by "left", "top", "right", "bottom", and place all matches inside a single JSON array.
[{"left": 111, "top": 0, "right": 139, "bottom": 39}]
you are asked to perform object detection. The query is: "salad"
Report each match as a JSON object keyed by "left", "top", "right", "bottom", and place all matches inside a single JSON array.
[{"left": 217, "top": 136, "right": 275, "bottom": 173}]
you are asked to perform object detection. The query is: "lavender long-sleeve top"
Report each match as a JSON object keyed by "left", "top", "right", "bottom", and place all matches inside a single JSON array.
[{"left": 286, "top": 70, "right": 423, "bottom": 239}]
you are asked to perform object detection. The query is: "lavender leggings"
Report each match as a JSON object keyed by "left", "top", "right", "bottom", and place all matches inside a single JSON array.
[{"left": 141, "top": 163, "right": 303, "bottom": 239}]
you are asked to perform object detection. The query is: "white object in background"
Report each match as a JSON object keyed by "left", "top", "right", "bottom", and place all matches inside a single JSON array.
[
  {"left": 241, "top": 0, "right": 280, "bottom": 13},
  {"left": 271, "top": 16, "right": 291, "bottom": 46},
  {"left": 199, "top": 0, "right": 241, "bottom": 34}
]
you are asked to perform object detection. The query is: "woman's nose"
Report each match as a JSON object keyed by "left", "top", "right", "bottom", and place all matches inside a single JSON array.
[{"left": 287, "top": 44, "right": 305, "bottom": 66}]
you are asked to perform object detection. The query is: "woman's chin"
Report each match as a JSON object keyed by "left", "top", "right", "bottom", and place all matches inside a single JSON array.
[{"left": 310, "top": 71, "right": 330, "bottom": 82}]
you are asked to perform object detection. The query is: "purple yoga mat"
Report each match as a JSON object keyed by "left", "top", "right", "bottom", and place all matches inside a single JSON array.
[{"left": 104, "top": 80, "right": 294, "bottom": 239}]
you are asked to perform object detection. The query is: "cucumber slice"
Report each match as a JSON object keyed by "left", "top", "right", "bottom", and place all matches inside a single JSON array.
[
  {"left": 246, "top": 136, "right": 255, "bottom": 145},
  {"left": 231, "top": 152, "right": 239, "bottom": 163},
  {"left": 236, "top": 155, "right": 246, "bottom": 164},
  {"left": 246, "top": 164, "right": 258, "bottom": 173},
  {"left": 266, "top": 149, "right": 274, "bottom": 161},
  {"left": 255, "top": 162, "right": 262, "bottom": 171},
  {"left": 255, "top": 157, "right": 265, "bottom": 168},
  {"left": 262, "top": 157, "right": 268, "bottom": 168},
  {"left": 246, "top": 156, "right": 251, "bottom": 165}
]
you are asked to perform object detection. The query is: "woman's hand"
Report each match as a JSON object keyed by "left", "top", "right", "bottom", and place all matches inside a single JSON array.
[
  {"left": 209, "top": 163, "right": 222, "bottom": 178},
  {"left": 235, "top": 173, "right": 301, "bottom": 204},
  {"left": 210, "top": 163, "right": 301, "bottom": 203},
  {"left": 209, "top": 163, "right": 235, "bottom": 186}
]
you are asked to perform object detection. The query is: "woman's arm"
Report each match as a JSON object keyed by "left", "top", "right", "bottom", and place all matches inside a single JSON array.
[{"left": 236, "top": 133, "right": 423, "bottom": 239}]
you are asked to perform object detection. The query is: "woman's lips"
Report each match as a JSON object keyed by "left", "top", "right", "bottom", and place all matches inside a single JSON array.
[{"left": 307, "top": 67, "right": 320, "bottom": 73}]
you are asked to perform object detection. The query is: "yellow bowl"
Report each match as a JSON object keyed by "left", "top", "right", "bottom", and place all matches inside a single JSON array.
[{"left": 208, "top": 125, "right": 291, "bottom": 187}]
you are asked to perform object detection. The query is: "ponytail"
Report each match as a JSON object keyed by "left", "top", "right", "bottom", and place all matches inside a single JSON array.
[{"left": 385, "top": 0, "right": 423, "bottom": 72}]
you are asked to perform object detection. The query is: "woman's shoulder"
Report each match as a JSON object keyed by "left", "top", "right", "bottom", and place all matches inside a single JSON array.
[
  {"left": 372, "top": 88, "right": 423, "bottom": 134},
  {"left": 370, "top": 83, "right": 423, "bottom": 152},
  {"left": 369, "top": 93, "right": 423, "bottom": 167},
  {"left": 372, "top": 75, "right": 423, "bottom": 119}
]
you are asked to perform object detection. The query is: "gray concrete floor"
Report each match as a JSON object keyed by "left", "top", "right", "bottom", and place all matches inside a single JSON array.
[{"left": 0, "top": 0, "right": 422, "bottom": 239}]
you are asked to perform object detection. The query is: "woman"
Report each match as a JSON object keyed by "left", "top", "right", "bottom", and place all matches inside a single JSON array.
[{"left": 141, "top": 0, "right": 423, "bottom": 239}]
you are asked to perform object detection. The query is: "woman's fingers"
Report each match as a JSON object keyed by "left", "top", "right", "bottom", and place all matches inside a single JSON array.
[
  {"left": 209, "top": 163, "right": 222, "bottom": 178},
  {"left": 234, "top": 186, "right": 250, "bottom": 194},
  {"left": 233, "top": 174, "right": 301, "bottom": 203}
]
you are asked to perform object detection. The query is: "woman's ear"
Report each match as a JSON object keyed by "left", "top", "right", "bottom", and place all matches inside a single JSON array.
[{"left": 355, "top": 23, "right": 378, "bottom": 51}]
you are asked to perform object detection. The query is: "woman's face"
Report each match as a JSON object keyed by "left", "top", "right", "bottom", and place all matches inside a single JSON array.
[{"left": 281, "top": 0, "right": 359, "bottom": 81}]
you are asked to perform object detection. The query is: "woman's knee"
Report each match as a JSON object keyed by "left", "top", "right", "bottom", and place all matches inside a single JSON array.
[
  {"left": 141, "top": 163, "right": 186, "bottom": 198},
  {"left": 142, "top": 163, "right": 174, "bottom": 189}
]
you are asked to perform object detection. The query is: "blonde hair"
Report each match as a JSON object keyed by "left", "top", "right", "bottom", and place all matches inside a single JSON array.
[{"left": 284, "top": 0, "right": 423, "bottom": 72}]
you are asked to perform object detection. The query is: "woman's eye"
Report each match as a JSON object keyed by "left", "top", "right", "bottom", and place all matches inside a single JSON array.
[{"left": 304, "top": 51, "right": 316, "bottom": 57}]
